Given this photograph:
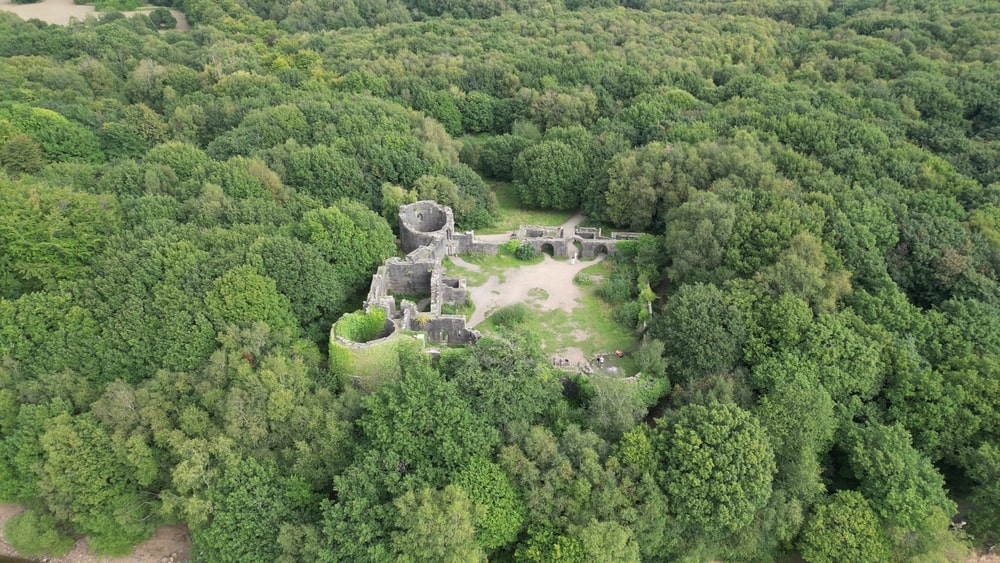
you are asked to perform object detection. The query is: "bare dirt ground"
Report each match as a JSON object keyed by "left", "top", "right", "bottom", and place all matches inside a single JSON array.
[
  {"left": 0, "top": 0, "right": 189, "bottom": 30},
  {"left": 0, "top": 504, "right": 190, "bottom": 563},
  {"left": 455, "top": 213, "right": 603, "bottom": 367},
  {"left": 459, "top": 253, "right": 603, "bottom": 331}
]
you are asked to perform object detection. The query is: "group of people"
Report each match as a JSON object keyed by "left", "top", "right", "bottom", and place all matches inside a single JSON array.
[{"left": 553, "top": 350, "right": 625, "bottom": 370}]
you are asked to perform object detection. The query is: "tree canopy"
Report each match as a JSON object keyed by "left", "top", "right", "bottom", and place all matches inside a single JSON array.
[{"left": 0, "top": 0, "right": 997, "bottom": 560}]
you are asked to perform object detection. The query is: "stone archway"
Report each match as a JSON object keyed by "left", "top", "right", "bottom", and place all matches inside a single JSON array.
[
  {"left": 541, "top": 243, "right": 555, "bottom": 256},
  {"left": 595, "top": 244, "right": 609, "bottom": 256}
]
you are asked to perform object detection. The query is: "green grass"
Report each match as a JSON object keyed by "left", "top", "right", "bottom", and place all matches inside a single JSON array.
[
  {"left": 527, "top": 288, "right": 548, "bottom": 300},
  {"left": 479, "top": 280, "right": 639, "bottom": 375},
  {"left": 442, "top": 257, "right": 489, "bottom": 286},
  {"left": 445, "top": 252, "right": 545, "bottom": 285},
  {"left": 441, "top": 299, "right": 475, "bottom": 320},
  {"left": 477, "top": 182, "right": 576, "bottom": 235}
]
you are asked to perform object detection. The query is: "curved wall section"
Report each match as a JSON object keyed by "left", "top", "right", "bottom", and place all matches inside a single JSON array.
[{"left": 399, "top": 201, "right": 454, "bottom": 253}]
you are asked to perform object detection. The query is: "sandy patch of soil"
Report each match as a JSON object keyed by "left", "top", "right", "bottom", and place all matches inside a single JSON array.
[
  {"left": 0, "top": 0, "right": 188, "bottom": 30},
  {"left": 463, "top": 253, "right": 603, "bottom": 328},
  {"left": 0, "top": 504, "right": 190, "bottom": 563},
  {"left": 550, "top": 346, "right": 588, "bottom": 369}
]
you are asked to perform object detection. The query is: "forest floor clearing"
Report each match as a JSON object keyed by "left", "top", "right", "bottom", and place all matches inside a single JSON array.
[
  {"left": 446, "top": 210, "right": 637, "bottom": 372},
  {"left": 448, "top": 252, "right": 637, "bottom": 374},
  {"left": 476, "top": 183, "right": 577, "bottom": 235},
  {"left": 0, "top": 504, "right": 190, "bottom": 563},
  {"left": 0, "top": 0, "right": 188, "bottom": 29}
]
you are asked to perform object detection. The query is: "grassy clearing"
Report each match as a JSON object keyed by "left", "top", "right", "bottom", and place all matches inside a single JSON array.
[
  {"left": 447, "top": 252, "right": 544, "bottom": 284},
  {"left": 478, "top": 182, "right": 576, "bottom": 235},
  {"left": 442, "top": 257, "right": 489, "bottom": 286},
  {"left": 479, "top": 281, "right": 639, "bottom": 375}
]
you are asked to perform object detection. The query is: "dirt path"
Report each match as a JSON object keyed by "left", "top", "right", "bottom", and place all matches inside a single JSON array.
[
  {"left": 457, "top": 211, "right": 601, "bottom": 367},
  {"left": 0, "top": 0, "right": 189, "bottom": 30},
  {"left": 458, "top": 249, "right": 606, "bottom": 369},
  {"left": 0, "top": 504, "right": 190, "bottom": 563},
  {"left": 464, "top": 254, "right": 602, "bottom": 329}
]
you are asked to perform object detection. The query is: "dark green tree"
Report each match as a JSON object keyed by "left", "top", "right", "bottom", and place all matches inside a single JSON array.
[
  {"left": 651, "top": 282, "right": 747, "bottom": 385},
  {"left": 654, "top": 402, "right": 775, "bottom": 542},
  {"left": 797, "top": 491, "right": 892, "bottom": 563},
  {"left": 512, "top": 141, "right": 585, "bottom": 210}
]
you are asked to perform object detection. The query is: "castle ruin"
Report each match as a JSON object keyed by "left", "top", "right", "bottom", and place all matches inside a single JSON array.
[{"left": 336, "top": 200, "right": 642, "bottom": 347}]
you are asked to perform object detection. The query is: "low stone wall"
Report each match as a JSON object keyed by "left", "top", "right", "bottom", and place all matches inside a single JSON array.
[
  {"left": 521, "top": 238, "right": 572, "bottom": 258},
  {"left": 518, "top": 224, "right": 563, "bottom": 239},
  {"left": 611, "top": 231, "right": 643, "bottom": 240}
]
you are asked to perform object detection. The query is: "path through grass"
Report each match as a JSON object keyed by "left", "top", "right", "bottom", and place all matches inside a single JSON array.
[{"left": 477, "top": 261, "right": 639, "bottom": 374}]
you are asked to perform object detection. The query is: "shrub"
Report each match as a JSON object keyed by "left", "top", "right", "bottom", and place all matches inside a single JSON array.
[
  {"left": 595, "top": 273, "right": 635, "bottom": 304},
  {"left": 514, "top": 243, "right": 537, "bottom": 261},
  {"left": 4, "top": 510, "right": 75, "bottom": 557},
  {"left": 573, "top": 272, "right": 593, "bottom": 286},
  {"left": 490, "top": 303, "right": 529, "bottom": 328},
  {"left": 499, "top": 239, "right": 520, "bottom": 256},
  {"left": 336, "top": 309, "right": 388, "bottom": 343},
  {"left": 93, "top": 0, "right": 141, "bottom": 10}
]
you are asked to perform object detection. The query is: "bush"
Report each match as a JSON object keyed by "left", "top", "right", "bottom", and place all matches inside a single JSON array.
[
  {"left": 336, "top": 309, "right": 388, "bottom": 343},
  {"left": 514, "top": 243, "right": 537, "bottom": 261},
  {"left": 595, "top": 272, "right": 635, "bottom": 304},
  {"left": 499, "top": 239, "right": 520, "bottom": 256},
  {"left": 490, "top": 303, "right": 529, "bottom": 328},
  {"left": 573, "top": 272, "right": 593, "bottom": 286},
  {"left": 4, "top": 510, "right": 75, "bottom": 557}
]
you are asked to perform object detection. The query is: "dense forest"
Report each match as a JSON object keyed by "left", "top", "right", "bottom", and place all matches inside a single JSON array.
[{"left": 1, "top": 0, "right": 999, "bottom": 560}]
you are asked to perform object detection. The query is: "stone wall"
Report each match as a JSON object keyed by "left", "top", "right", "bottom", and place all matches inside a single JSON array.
[
  {"left": 522, "top": 238, "right": 572, "bottom": 258},
  {"left": 518, "top": 224, "right": 563, "bottom": 239},
  {"left": 426, "top": 315, "right": 478, "bottom": 345},
  {"left": 364, "top": 268, "right": 395, "bottom": 316},
  {"left": 440, "top": 277, "right": 467, "bottom": 305},
  {"left": 579, "top": 239, "right": 617, "bottom": 259},
  {"left": 383, "top": 259, "right": 434, "bottom": 296},
  {"left": 399, "top": 200, "right": 454, "bottom": 253}
]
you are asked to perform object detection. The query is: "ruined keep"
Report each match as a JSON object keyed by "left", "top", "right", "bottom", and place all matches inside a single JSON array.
[
  {"left": 337, "top": 200, "right": 642, "bottom": 348},
  {"left": 358, "top": 201, "right": 477, "bottom": 346}
]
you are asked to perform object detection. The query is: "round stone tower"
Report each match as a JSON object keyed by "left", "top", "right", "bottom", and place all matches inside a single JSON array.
[{"left": 398, "top": 200, "right": 454, "bottom": 254}]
